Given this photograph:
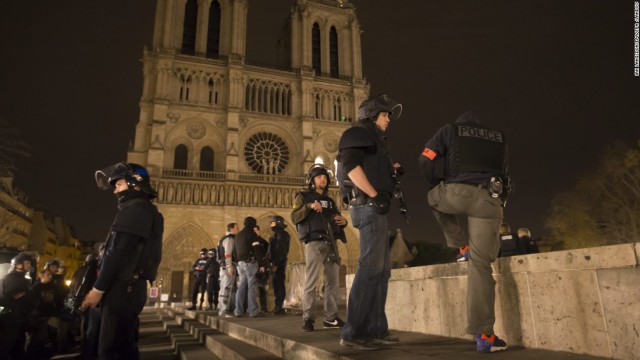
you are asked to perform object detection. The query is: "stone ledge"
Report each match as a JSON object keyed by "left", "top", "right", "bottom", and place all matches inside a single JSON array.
[{"left": 360, "top": 243, "right": 640, "bottom": 360}]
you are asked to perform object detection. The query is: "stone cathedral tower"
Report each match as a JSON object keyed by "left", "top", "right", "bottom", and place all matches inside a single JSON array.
[{"left": 127, "top": 0, "right": 369, "bottom": 300}]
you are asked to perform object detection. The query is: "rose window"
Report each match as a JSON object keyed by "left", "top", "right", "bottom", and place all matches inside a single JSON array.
[{"left": 244, "top": 132, "right": 289, "bottom": 175}]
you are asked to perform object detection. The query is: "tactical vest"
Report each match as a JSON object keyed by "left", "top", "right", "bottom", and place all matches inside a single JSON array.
[
  {"left": 500, "top": 234, "right": 520, "bottom": 257},
  {"left": 446, "top": 123, "right": 507, "bottom": 177},
  {"left": 337, "top": 124, "right": 395, "bottom": 195},
  {"left": 194, "top": 258, "right": 208, "bottom": 276},
  {"left": 111, "top": 197, "right": 164, "bottom": 282},
  {"left": 296, "top": 191, "right": 338, "bottom": 242},
  {"left": 217, "top": 234, "right": 236, "bottom": 265}
]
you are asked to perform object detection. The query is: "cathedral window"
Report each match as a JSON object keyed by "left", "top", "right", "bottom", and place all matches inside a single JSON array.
[
  {"left": 330, "top": 26, "right": 339, "bottom": 78},
  {"left": 179, "top": 74, "right": 192, "bottom": 101},
  {"left": 174, "top": 144, "right": 189, "bottom": 170},
  {"left": 200, "top": 146, "right": 214, "bottom": 171},
  {"left": 244, "top": 132, "right": 290, "bottom": 175},
  {"left": 206, "top": 0, "right": 221, "bottom": 58},
  {"left": 181, "top": 0, "right": 198, "bottom": 56},
  {"left": 312, "top": 23, "right": 321, "bottom": 74}
]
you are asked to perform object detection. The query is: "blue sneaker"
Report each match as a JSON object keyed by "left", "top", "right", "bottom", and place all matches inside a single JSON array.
[
  {"left": 475, "top": 333, "right": 507, "bottom": 352},
  {"left": 456, "top": 245, "right": 469, "bottom": 262}
]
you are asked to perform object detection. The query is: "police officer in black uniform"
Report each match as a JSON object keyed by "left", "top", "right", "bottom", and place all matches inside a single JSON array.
[
  {"left": 82, "top": 162, "right": 164, "bottom": 360},
  {"left": 267, "top": 216, "right": 290, "bottom": 315},
  {"left": 337, "top": 94, "right": 402, "bottom": 350},
  {"left": 418, "top": 110, "right": 509, "bottom": 353},
  {"left": 204, "top": 248, "right": 220, "bottom": 311},
  {"left": 188, "top": 249, "right": 209, "bottom": 310}
]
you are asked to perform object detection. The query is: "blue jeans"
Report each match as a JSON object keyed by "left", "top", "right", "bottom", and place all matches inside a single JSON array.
[
  {"left": 341, "top": 204, "right": 391, "bottom": 340},
  {"left": 235, "top": 261, "right": 259, "bottom": 316}
]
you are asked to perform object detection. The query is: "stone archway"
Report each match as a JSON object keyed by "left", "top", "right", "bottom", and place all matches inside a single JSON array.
[{"left": 157, "top": 222, "right": 213, "bottom": 301}]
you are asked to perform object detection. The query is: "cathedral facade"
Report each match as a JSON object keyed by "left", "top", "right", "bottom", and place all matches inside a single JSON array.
[{"left": 126, "top": 0, "right": 370, "bottom": 300}]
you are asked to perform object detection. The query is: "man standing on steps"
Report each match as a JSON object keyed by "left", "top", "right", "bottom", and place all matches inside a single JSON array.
[
  {"left": 188, "top": 248, "right": 209, "bottom": 310},
  {"left": 218, "top": 223, "right": 239, "bottom": 317},
  {"left": 292, "top": 164, "right": 347, "bottom": 332},
  {"left": 336, "top": 94, "right": 403, "bottom": 350}
]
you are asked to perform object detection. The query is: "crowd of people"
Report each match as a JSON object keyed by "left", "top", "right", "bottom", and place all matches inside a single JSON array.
[
  {"left": 186, "top": 216, "right": 291, "bottom": 318},
  {"left": 0, "top": 252, "right": 107, "bottom": 359}
]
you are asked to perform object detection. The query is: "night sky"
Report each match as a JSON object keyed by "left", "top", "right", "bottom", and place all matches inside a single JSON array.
[{"left": 1, "top": 1, "right": 638, "bottom": 247}]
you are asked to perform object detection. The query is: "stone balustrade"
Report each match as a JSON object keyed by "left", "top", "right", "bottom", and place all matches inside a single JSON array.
[
  {"left": 347, "top": 243, "right": 640, "bottom": 359},
  {"left": 153, "top": 175, "right": 345, "bottom": 209}
]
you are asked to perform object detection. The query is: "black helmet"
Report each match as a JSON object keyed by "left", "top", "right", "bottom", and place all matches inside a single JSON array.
[
  {"left": 10, "top": 252, "right": 35, "bottom": 272},
  {"left": 358, "top": 94, "right": 402, "bottom": 122},
  {"left": 208, "top": 248, "right": 217, "bottom": 255},
  {"left": 200, "top": 248, "right": 208, "bottom": 255},
  {"left": 270, "top": 215, "right": 287, "bottom": 229},
  {"left": 307, "top": 164, "right": 330, "bottom": 189},
  {"left": 95, "top": 162, "right": 157, "bottom": 198}
]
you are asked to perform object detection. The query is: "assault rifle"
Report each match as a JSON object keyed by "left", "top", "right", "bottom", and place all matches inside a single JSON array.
[
  {"left": 392, "top": 167, "right": 410, "bottom": 223},
  {"left": 317, "top": 201, "right": 341, "bottom": 265}
]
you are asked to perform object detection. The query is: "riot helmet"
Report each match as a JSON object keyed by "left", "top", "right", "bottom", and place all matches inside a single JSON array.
[
  {"left": 358, "top": 94, "right": 403, "bottom": 122},
  {"left": 208, "top": 248, "right": 217, "bottom": 255},
  {"left": 95, "top": 162, "right": 158, "bottom": 198},
  {"left": 307, "top": 164, "right": 331, "bottom": 189},
  {"left": 10, "top": 252, "right": 35, "bottom": 272},
  {"left": 200, "top": 248, "right": 208, "bottom": 256},
  {"left": 270, "top": 215, "right": 287, "bottom": 229}
]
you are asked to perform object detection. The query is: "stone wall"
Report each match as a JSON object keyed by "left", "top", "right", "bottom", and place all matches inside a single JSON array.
[{"left": 346, "top": 243, "right": 640, "bottom": 359}]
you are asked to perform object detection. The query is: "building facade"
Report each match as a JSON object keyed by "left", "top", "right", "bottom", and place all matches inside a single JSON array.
[{"left": 127, "top": 0, "right": 369, "bottom": 300}]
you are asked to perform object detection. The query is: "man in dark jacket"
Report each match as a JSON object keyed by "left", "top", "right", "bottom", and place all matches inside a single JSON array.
[
  {"left": 188, "top": 249, "right": 209, "bottom": 310},
  {"left": 204, "top": 248, "right": 220, "bottom": 311},
  {"left": 81, "top": 162, "right": 164, "bottom": 360},
  {"left": 268, "top": 216, "right": 290, "bottom": 315},
  {"left": 337, "top": 95, "right": 401, "bottom": 349},
  {"left": 419, "top": 111, "right": 509, "bottom": 353},
  {"left": 233, "top": 217, "right": 266, "bottom": 317}
]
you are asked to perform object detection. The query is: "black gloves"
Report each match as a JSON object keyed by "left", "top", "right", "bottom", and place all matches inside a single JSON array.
[{"left": 371, "top": 192, "right": 391, "bottom": 215}]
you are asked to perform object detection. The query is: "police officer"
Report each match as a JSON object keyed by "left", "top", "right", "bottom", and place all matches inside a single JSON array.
[
  {"left": 217, "top": 223, "right": 238, "bottom": 317},
  {"left": 336, "top": 94, "right": 402, "bottom": 350},
  {"left": 204, "top": 248, "right": 220, "bottom": 311},
  {"left": 268, "top": 216, "right": 290, "bottom": 315},
  {"left": 81, "top": 162, "right": 164, "bottom": 360},
  {"left": 0, "top": 252, "right": 36, "bottom": 359},
  {"left": 418, "top": 110, "right": 509, "bottom": 353},
  {"left": 292, "top": 165, "right": 347, "bottom": 332},
  {"left": 233, "top": 217, "right": 266, "bottom": 317},
  {"left": 188, "top": 249, "right": 209, "bottom": 310}
]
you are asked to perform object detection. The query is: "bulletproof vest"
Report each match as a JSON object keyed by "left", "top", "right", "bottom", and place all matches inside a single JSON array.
[
  {"left": 217, "top": 234, "right": 236, "bottom": 264},
  {"left": 295, "top": 191, "right": 339, "bottom": 242},
  {"left": 446, "top": 123, "right": 507, "bottom": 177},
  {"left": 500, "top": 234, "right": 520, "bottom": 257},
  {"left": 234, "top": 228, "right": 257, "bottom": 261},
  {"left": 111, "top": 197, "right": 164, "bottom": 282},
  {"left": 194, "top": 258, "right": 208, "bottom": 275},
  {"left": 337, "top": 124, "right": 395, "bottom": 196}
]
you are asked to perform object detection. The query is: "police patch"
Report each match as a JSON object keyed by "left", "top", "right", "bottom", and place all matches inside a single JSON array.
[{"left": 458, "top": 126, "right": 503, "bottom": 143}]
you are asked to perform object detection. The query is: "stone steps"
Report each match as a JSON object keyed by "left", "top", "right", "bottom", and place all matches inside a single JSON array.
[{"left": 163, "top": 306, "right": 280, "bottom": 360}]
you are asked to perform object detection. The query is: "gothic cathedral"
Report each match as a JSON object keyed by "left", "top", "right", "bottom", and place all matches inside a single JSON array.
[{"left": 127, "top": 0, "right": 369, "bottom": 300}]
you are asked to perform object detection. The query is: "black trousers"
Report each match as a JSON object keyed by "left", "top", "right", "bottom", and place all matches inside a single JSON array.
[
  {"left": 272, "top": 260, "right": 287, "bottom": 309},
  {"left": 206, "top": 275, "right": 220, "bottom": 307},
  {"left": 191, "top": 275, "right": 207, "bottom": 305},
  {"left": 98, "top": 279, "right": 146, "bottom": 360}
]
